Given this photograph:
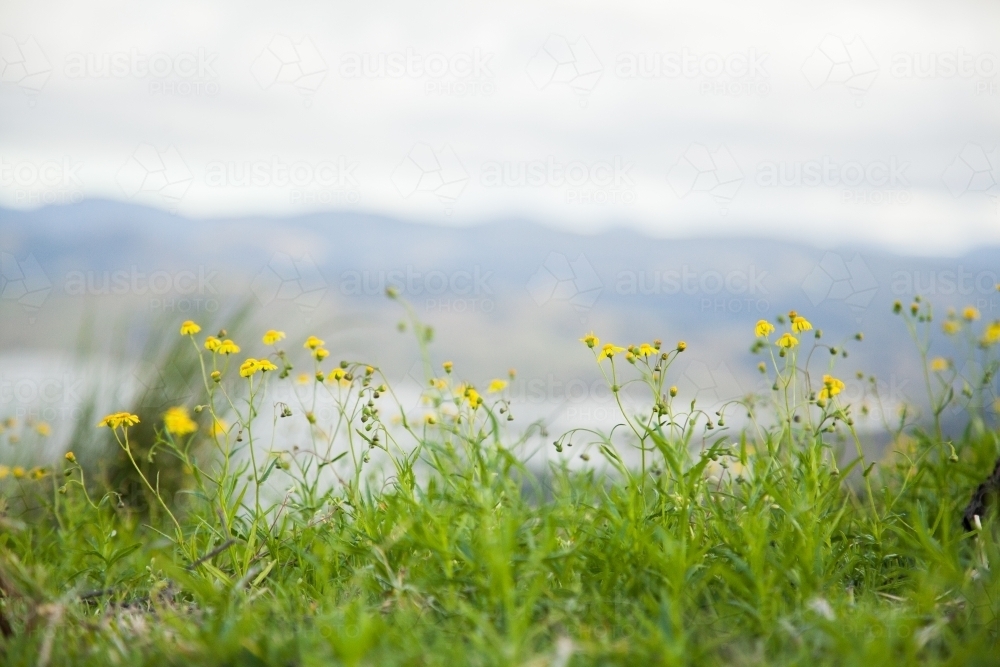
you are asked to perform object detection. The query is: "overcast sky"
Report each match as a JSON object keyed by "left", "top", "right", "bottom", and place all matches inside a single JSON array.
[{"left": 1, "top": 0, "right": 999, "bottom": 254}]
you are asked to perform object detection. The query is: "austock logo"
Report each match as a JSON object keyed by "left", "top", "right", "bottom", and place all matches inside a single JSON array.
[
  {"left": 667, "top": 143, "right": 743, "bottom": 213},
  {"left": 116, "top": 144, "right": 193, "bottom": 207},
  {"left": 0, "top": 34, "right": 51, "bottom": 95},
  {"left": 0, "top": 252, "right": 52, "bottom": 323},
  {"left": 251, "top": 35, "right": 327, "bottom": 98},
  {"left": 802, "top": 252, "right": 878, "bottom": 322},
  {"left": 801, "top": 35, "right": 878, "bottom": 104},
  {"left": 391, "top": 143, "right": 469, "bottom": 207},
  {"left": 942, "top": 144, "right": 999, "bottom": 205},
  {"left": 251, "top": 253, "right": 328, "bottom": 312},
  {"left": 526, "top": 252, "right": 603, "bottom": 315},
  {"left": 527, "top": 34, "right": 603, "bottom": 103}
]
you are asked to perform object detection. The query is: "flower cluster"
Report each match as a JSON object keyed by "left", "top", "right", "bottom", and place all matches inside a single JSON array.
[{"left": 240, "top": 358, "right": 278, "bottom": 378}]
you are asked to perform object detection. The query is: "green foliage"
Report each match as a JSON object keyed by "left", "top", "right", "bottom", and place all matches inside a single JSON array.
[{"left": 0, "top": 300, "right": 998, "bottom": 665}]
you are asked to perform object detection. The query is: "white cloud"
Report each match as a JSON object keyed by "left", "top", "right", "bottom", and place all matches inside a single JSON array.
[{"left": 1, "top": 0, "right": 999, "bottom": 253}]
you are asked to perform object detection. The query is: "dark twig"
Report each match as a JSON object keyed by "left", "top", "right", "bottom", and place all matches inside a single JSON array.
[
  {"left": 963, "top": 455, "right": 1000, "bottom": 531},
  {"left": 186, "top": 538, "right": 237, "bottom": 570}
]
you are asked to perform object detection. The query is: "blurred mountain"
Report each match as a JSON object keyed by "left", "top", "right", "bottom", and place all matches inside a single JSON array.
[{"left": 2, "top": 200, "right": 999, "bottom": 443}]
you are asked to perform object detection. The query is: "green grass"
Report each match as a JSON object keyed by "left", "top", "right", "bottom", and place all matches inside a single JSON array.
[{"left": 0, "top": 299, "right": 998, "bottom": 666}]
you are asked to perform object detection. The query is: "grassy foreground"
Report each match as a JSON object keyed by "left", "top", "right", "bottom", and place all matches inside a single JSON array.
[{"left": 0, "top": 298, "right": 999, "bottom": 666}]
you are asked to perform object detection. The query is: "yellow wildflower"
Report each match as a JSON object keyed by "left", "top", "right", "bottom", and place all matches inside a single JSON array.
[
  {"left": 314, "top": 348, "right": 330, "bottom": 361},
  {"left": 204, "top": 336, "right": 222, "bottom": 352},
  {"left": 209, "top": 418, "right": 227, "bottom": 437},
  {"left": 35, "top": 422, "right": 51, "bottom": 437},
  {"left": 776, "top": 333, "right": 798, "bottom": 349},
  {"left": 598, "top": 343, "right": 625, "bottom": 359},
  {"left": 488, "top": 379, "right": 508, "bottom": 393},
  {"left": 442, "top": 361, "right": 453, "bottom": 373},
  {"left": 240, "top": 358, "right": 278, "bottom": 378},
  {"left": 431, "top": 377, "right": 448, "bottom": 390},
  {"left": 327, "top": 368, "right": 346, "bottom": 382},
  {"left": 217, "top": 339, "right": 240, "bottom": 355},
  {"left": 930, "top": 357, "right": 949, "bottom": 372},
  {"left": 98, "top": 412, "right": 140, "bottom": 429},
  {"left": 180, "top": 320, "right": 201, "bottom": 336},
  {"left": 424, "top": 414, "right": 437, "bottom": 425},
  {"left": 12, "top": 466, "right": 25, "bottom": 479},
  {"left": 580, "top": 332, "right": 599, "bottom": 349},
  {"left": 64, "top": 451, "right": 76, "bottom": 463},
  {"left": 942, "top": 320, "right": 961, "bottom": 335},
  {"left": 262, "top": 330, "right": 286, "bottom": 345},
  {"left": 465, "top": 388, "right": 482, "bottom": 407},
  {"left": 638, "top": 343, "right": 656, "bottom": 357},
  {"left": 296, "top": 373, "right": 310, "bottom": 385},
  {"left": 791, "top": 316, "right": 812, "bottom": 333},
  {"left": 982, "top": 321, "right": 1000, "bottom": 346},
  {"left": 963, "top": 306, "right": 980, "bottom": 321},
  {"left": 677, "top": 341, "right": 687, "bottom": 352},
  {"left": 818, "top": 374, "right": 845, "bottom": 400},
  {"left": 239, "top": 359, "right": 260, "bottom": 377},
  {"left": 755, "top": 320, "right": 775, "bottom": 337},
  {"left": 304, "top": 335, "right": 324, "bottom": 350},
  {"left": 29, "top": 467, "right": 46, "bottom": 480},
  {"left": 163, "top": 406, "right": 197, "bottom": 437}
]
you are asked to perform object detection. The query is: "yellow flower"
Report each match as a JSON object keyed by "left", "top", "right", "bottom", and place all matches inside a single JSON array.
[
  {"left": 12, "top": 466, "right": 25, "bottom": 478},
  {"left": 35, "top": 422, "right": 51, "bottom": 437},
  {"left": 431, "top": 377, "right": 448, "bottom": 390},
  {"left": 327, "top": 368, "right": 346, "bottom": 383},
  {"left": 776, "top": 333, "right": 798, "bottom": 349},
  {"left": 942, "top": 320, "right": 961, "bottom": 335},
  {"left": 818, "top": 374, "right": 845, "bottom": 400},
  {"left": 488, "top": 379, "right": 507, "bottom": 393},
  {"left": 262, "top": 330, "right": 286, "bottom": 345},
  {"left": 580, "top": 332, "right": 599, "bottom": 349},
  {"left": 442, "top": 361, "right": 453, "bottom": 373},
  {"left": 314, "top": 348, "right": 330, "bottom": 361},
  {"left": 0, "top": 465, "right": 8, "bottom": 479},
  {"left": 180, "top": 320, "right": 201, "bottom": 336},
  {"left": 791, "top": 316, "right": 812, "bottom": 333},
  {"left": 304, "top": 335, "right": 324, "bottom": 350},
  {"left": 638, "top": 343, "right": 656, "bottom": 357},
  {"left": 464, "top": 388, "right": 482, "bottom": 407},
  {"left": 209, "top": 418, "right": 227, "bottom": 437},
  {"left": 982, "top": 321, "right": 1000, "bottom": 346},
  {"left": 29, "top": 467, "right": 46, "bottom": 480},
  {"left": 930, "top": 357, "right": 949, "bottom": 372},
  {"left": 755, "top": 320, "right": 775, "bottom": 337},
  {"left": 98, "top": 412, "right": 140, "bottom": 429},
  {"left": 64, "top": 451, "right": 76, "bottom": 463},
  {"left": 204, "top": 336, "right": 222, "bottom": 352},
  {"left": 424, "top": 414, "right": 437, "bottom": 425},
  {"left": 239, "top": 358, "right": 278, "bottom": 378},
  {"left": 163, "top": 406, "right": 197, "bottom": 437},
  {"left": 296, "top": 373, "right": 310, "bottom": 385},
  {"left": 598, "top": 343, "right": 625, "bottom": 359},
  {"left": 963, "top": 306, "right": 980, "bottom": 321},
  {"left": 218, "top": 339, "right": 240, "bottom": 355},
  {"left": 677, "top": 341, "right": 687, "bottom": 352}
]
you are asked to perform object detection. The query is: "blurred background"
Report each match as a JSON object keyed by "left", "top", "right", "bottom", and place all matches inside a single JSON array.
[{"left": 1, "top": 0, "right": 999, "bottom": 469}]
